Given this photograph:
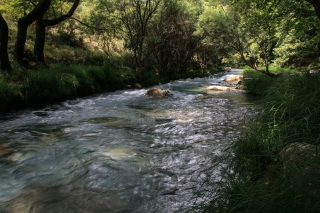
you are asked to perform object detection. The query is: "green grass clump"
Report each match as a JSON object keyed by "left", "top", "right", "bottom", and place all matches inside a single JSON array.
[
  {"left": 242, "top": 66, "right": 303, "bottom": 97},
  {"left": 0, "top": 78, "right": 19, "bottom": 110},
  {"left": 21, "top": 68, "right": 79, "bottom": 103},
  {"left": 242, "top": 67, "right": 276, "bottom": 96},
  {"left": 263, "top": 74, "right": 320, "bottom": 144},
  {"left": 192, "top": 173, "right": 320, "bottom": 213}
]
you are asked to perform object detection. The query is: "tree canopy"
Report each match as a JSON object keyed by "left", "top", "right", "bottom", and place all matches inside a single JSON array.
[{"left": 0, "top": 0, "right": 319, "bottom": 74}]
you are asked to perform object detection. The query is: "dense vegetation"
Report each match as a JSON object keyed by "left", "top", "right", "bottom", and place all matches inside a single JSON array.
[
  {"left": 1, "top": 1, "right": 319, "bottom": 77},
  {"left": 1, "top": 0, "right": 320, "bottom": 212}
]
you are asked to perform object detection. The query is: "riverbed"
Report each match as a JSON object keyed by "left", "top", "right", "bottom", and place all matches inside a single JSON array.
[{"left": 0, "top": 70, "right": 258, "bottom": 213}]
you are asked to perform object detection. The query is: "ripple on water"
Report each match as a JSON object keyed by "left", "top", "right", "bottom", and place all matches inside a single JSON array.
[
  {"left": 0, "top": 71, "right": 258, "bottom": 213},
  {"left": 5, "top": 183, "right": 130, "bottom": 213}
]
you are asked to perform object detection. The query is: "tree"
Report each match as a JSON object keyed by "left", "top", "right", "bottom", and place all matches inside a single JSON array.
[
  {"left": 234, "top": 0, "right": 320, "bottom": 20},
  {"left": 232, "top": 0, "right": 320, "bottom": 70},
  {"left": 237, "top": 1, "right": 279, "bottom": 75},
  {"left": 147, "top": 0, "right": 201, "bottom": 76},
  {"left": 120, "top": 0, "right": 161, "bottom": 73},
  {"left": 14, "top": 0, "right": 51, "bottom": 64},
  {"left": 198, "top": 1, "right": 279, "bottom": 75},
  {"left": 34, "top": 0, "right": 80, "bottom": 63},
  {"left": 273, "top": 0, "right": 320, "bottom": 67},
  {"left": 195, "top": 3, "right": 235, "bottom": 67},
  {"left": 0, "top": 13, "right": 11, "bottom": 71}
]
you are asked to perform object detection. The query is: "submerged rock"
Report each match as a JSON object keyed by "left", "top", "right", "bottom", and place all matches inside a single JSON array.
[
  {"left": 206, "top": 86, "right": 231, "bottom": 91},
  {"left": 145, "top": 88, "right": 173, "bottom": 97},
  {"left": 0, "top": 144, "right": 11, "bottom": 157},
  {"left": 224, "top": 67, "right": 232, "bottom": 71}
]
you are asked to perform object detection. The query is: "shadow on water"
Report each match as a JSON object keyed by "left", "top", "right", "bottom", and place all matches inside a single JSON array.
[
  {"left": 0, "top": 70, "right": 259, "bottom": 213},
  {"left": 5, "top": 183, "right": 130, "bottom": 213}
]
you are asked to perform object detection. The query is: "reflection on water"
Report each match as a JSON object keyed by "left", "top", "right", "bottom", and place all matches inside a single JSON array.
[{"left": 0, "top": 70, "right": 258, "bottom": 213}]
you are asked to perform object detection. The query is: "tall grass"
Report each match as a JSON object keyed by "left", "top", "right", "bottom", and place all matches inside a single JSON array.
[
  {"left": 21, "top": 68, "right": 79, "bottom": 103},
  {"left": 191, "top": 69, "right": 320, "bottom": 213},
  {"left": 0, "top": 78, "right": 19, "bottom": 110},
  {"left": 20, "top": 63, "right": 138, "bottom": 104}
]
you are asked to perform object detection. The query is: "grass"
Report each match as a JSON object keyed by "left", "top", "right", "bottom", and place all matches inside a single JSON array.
[
  {"left": 0, "top": 78, "right": 19, "bottom": 111},
  {"left": 190, "top": 67, "right": 320, "bottom": 213},
  {"left": 242, "top": 66, "right": 305, "bottom": 97},
  {"left": 0, "top": 59, "right": 218, "bottom": 112}
]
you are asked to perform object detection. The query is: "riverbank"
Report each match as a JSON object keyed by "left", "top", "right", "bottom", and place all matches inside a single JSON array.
[
  {"left": 190, "top": 67, "right": 320, "bottom": 212},
  {"left": 0, "top": 63, "right": 221, "bottom": 113}
]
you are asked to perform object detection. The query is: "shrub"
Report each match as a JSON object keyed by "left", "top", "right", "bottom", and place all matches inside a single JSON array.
[{"left": 138, "top": 71, "right": 167, "bottom": 86}]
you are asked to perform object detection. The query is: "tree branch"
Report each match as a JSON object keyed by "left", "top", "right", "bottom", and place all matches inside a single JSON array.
[{"left": 70, "top": 17, "right": 120, "bottom": 32}]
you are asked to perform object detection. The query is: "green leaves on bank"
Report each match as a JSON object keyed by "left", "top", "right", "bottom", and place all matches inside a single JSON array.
[{"left": 0, "top": 63, "right": 138, "bottom": 110}]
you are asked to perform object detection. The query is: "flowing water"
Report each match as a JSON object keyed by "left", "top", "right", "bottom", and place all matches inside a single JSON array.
[{"left": 0, "top": 70, "right": 258, "bottom": 213}]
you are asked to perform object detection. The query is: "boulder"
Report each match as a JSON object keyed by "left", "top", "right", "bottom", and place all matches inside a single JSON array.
[
  {"left": 206, "top": 86, "right": 231, "bottom": 91},
  {"left": 235, "top": 80, "right": 243, "bottom": 90},
  {"left": 223, "top": 75, "right": 243, "bottom": 82},
  {"left": 279, "top": 142, "right": 320, "bottom": 193},
  {"left": 235, "top": 85, "right": 243, "bottom": 90},
  {"left": 145, "top": 88, "right": 173, "bottom": 97},
  {"left": 0, "top": 144, "right": 10, "bottom": 157},
  {"left": 309, "top": 70, "right": 320, "bottom": 74},
  {"left": 134, "top": 83, "right": 143, "bottom": 89}
]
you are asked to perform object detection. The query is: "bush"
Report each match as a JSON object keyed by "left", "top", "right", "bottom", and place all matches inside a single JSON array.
[{"left": 138, "top": 71, "right": 167, "bottom": 86}]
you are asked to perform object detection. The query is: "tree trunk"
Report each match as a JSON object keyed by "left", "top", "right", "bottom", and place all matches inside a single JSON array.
[
  {"left": 34, "top": 0, "right": 80, "bottom": 63},
  {"left": 0, "top": 14, "right": 12, "bottom": 72},
  {"left": 14, "top": 0, "right": 51, "bottom": 64},
  {"left": 34, "top": 17, "right": 46, "bottom": 63}
]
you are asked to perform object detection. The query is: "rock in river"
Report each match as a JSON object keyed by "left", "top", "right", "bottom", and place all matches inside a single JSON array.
[
  {"left": 145, "top": 88, "right": 173, "bottom": 97},
  {"left": 206, "top": 86, "right": 231, "bottom": 91}
]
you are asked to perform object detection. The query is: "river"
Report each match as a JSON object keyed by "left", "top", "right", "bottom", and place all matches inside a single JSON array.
[{"left": 0, "top": 70, "right": 258, "bottom": 213}]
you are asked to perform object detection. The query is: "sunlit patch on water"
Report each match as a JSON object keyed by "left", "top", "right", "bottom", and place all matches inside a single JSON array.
[
  {"left": 0, "top": 70, "right": 258, "bottom": 213},
  {"left": 99, "top": 148, "right": 137, "bottom": 160}
]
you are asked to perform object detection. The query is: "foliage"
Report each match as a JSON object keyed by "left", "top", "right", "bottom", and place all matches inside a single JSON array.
[
  {"left": 2, "top": 0, "right": 320, "bottom": 74},
  {"left": 137, "top": 71, "right": 167, "bottom": 86},
  {"left": 272, "top": 0, "right": 320, "bottom": 67},
  {"left": 195, "top": 2, "right": 236, "bottom": 66},
  {"left": 146, "top": 0, "right": 201, "bottom": 76}
]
